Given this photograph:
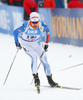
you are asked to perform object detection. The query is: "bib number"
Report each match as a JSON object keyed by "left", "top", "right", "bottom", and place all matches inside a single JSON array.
[{"left": 26, "top": 36, "right": 37, "bottom": 41}]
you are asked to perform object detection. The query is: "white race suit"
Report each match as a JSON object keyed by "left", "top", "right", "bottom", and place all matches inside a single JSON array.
[{"left": 14, "top": 20, "right": 51, "bottom": 76}]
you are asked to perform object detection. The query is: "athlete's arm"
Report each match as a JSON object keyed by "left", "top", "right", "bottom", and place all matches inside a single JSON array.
[
  {"left": 41, "top": 21, "right": 50, "bottom": 43},
  {"left": 13, "top": 24, "right": 25, "bottom": 43}
]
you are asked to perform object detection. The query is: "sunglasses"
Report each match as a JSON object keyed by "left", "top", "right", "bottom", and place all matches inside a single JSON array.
[{"left": 32, "top": 22, "right": 39, "bottom": 24}]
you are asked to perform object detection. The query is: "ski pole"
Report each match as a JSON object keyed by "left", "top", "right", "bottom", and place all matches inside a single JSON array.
[
  {"left": 3, "top": 49, "right": 19, "bottom": 85},
  {"left": 60, "top": 63, "right": 83, "bottom": 71}
]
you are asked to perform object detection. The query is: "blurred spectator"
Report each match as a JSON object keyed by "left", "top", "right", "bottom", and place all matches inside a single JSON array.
[
  {"left": 1, "top": 0, "right": 10, "bottom": 5},
  {"left": 67, "top": 0, "right": 71, "bottom": 3},
  {"left": 35, "top": 0, "right": 44, "bottom": 8},
  {"left": 67, "top": 0, "right": 83, "bottom": 3},
  {"left": 9, "top": 0, "right": 23, "bottom": 6},
  {"left": 68, "top": 0, "right": 83, "bottom": 8},
  {"left": 54, "top": 0, "right": 65, "bottom": 8},
  {"left": 43, "top": 0, "right": 56, "bottom": 8},
  {"left": 23, "top": 0, "right": 38, "bottom": 21}
]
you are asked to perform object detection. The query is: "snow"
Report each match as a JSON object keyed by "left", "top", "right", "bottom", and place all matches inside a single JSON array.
[{"left": 0, "top": 33, "right": 83, "bottom": 100}]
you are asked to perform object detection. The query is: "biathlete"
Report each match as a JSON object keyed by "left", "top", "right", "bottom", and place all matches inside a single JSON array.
[{"left": 14, "top": 12, "right": 58, "bottom": 89}]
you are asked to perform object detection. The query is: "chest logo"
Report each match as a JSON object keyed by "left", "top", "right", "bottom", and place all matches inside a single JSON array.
[{"left": 27, "top": 30, "right": 37, "bottom": 34}]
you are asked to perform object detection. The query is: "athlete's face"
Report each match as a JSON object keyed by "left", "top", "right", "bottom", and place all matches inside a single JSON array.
[{"left": 31, "top": 22, "right": 39, "bottom": 28}]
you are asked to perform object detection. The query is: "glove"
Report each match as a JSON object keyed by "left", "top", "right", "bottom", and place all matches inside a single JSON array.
[
  {"left": 15, "top": 42, "right": 22, "bottom": 50},
  {"left": 44, "top": 44, "right": 49, "bottom": 52}
]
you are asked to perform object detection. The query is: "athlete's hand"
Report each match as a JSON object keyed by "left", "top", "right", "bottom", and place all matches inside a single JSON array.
[
  {"left": 15, "top": 42, "right": 22, "bottom": 50},
  {"left": 44, "top": 44, "right": 49, "bottom": 52}
]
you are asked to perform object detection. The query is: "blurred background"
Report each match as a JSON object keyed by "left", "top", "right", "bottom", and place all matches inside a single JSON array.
[{"left": 0, "top": 0, "right": 83, "bottom": 46}]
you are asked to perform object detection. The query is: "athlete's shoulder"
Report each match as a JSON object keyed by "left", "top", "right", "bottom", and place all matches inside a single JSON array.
[{"left": 40, "top": 21, "right": 47, "bottom": 26}]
